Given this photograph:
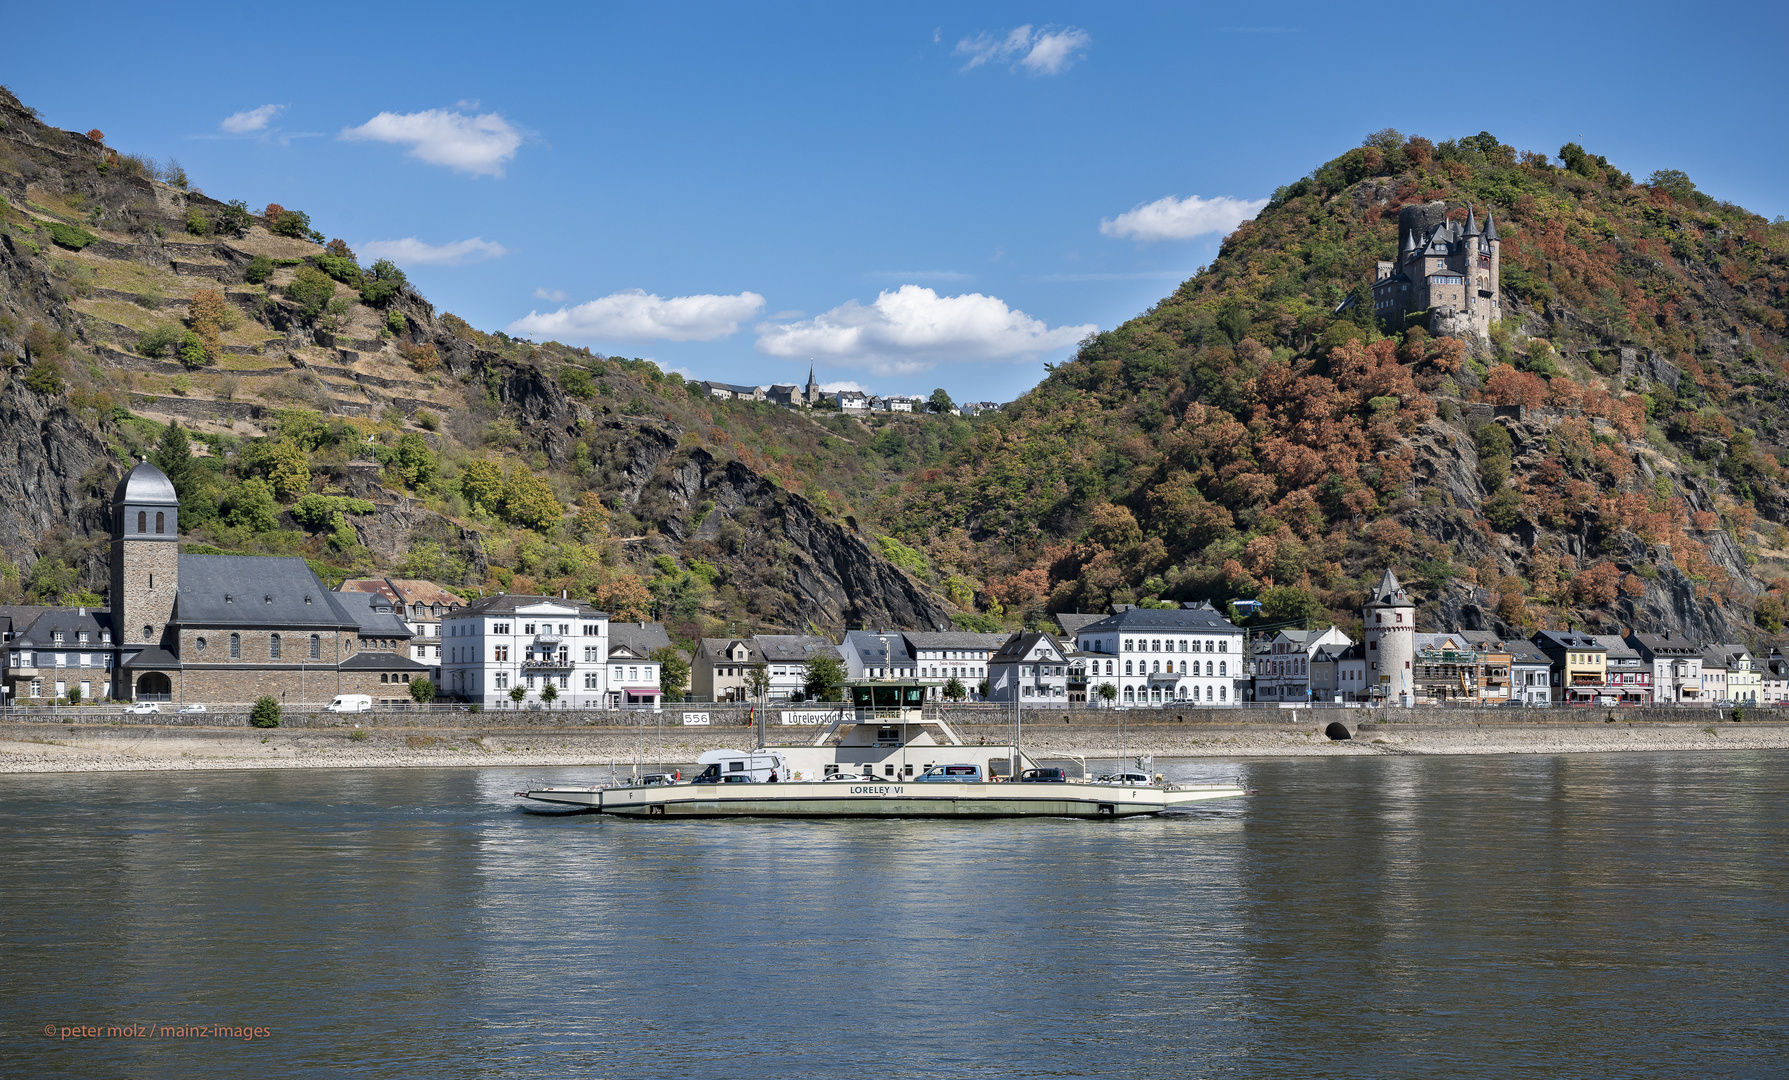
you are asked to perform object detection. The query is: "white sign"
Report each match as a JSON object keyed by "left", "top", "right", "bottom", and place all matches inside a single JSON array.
[
  {"left": 781, "top": 710, "right": 835, "bottom": 726},
  {"left": 682, "top": 712, "right": 711, "bottom": 726}
]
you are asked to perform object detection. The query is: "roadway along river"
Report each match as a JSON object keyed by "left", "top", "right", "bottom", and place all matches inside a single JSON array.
[{"left": 3, "top": 752, "right": 1785, "bottom": 1078}]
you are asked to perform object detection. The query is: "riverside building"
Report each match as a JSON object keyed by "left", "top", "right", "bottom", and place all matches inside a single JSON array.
[
  {"left": 440, "top": 594, "right": 611, "bottom": 710},
  {"left": 1073, "top": 603, "right": 1245, "bottom": 707}
]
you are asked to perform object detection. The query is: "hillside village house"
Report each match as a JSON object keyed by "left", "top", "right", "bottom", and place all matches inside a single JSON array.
[
  {"left": 337, "top": 577, "right": 465, "bottom": 682},
  {"left": 1625, "top": 631, "right": 1704, "bottom": 704},
  {"left": 987, "top": 632, "right": 1068, "bottom": 703},
  {"left": 608, "top": 621, "right": 669, "bottom": 707},
  {"left": 839, "top": 630, "right": 919, "bottom": 681},
  {"left": 1764, "top": 649, "right": 1789, "bottom": 704},
  {"left": 902, "top": 631, "right": 1005, "bottom": 699},
  {"left": 3, "top": 605, "right": 113, "bottom": 704},
  {"left": 1531, "top": 630, "right": 1610, "bottom": 705},
  {"left": 1310, "top": 642, "right": 1367, "bottom": 702},
  {"left": 1255, "top": 627, "right": 1352, "bottom": 703},
  {"left": 1709, "top": 643, "right": 1760, "bottom": 703},
  {"left": 1593, "top": 634, "right": 1650, "bottom": 706},
  {"left": 1700, "top": 648, "right": 1728, "bottom": 702},
  {"left": 1074, "top": 604, "right": 1245, "bottom": 707},
  {"left": 751, "top": 635, "right": 834, "bottom": 700},
  {"left": 440, "top": 594, "right": 612, "bottom": 710},
  {"left": 1505, "top": 639, "right": 1554, "bottom": 706},
  {"left": 693, "top": 638, "right": 762, "bottom": 702}
]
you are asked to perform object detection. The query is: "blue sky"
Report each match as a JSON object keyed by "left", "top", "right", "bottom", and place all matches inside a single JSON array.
[{"left": 9, "top": 1, "right": 1786, "bottom": 403}]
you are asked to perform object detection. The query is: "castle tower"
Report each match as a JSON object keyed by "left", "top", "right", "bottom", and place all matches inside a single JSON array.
[
  {"left": 1364, "top": 568, "right": 1415, "bottom": 706},
  {"left": 1461, "top": 206, "right": 1481, "bottom": 321},
  {"left": 1484, "top": 212, "right": 1501, "bottom": 328},
  {"left": 109, "top": 461, "right": 180, "bottom": 678}
]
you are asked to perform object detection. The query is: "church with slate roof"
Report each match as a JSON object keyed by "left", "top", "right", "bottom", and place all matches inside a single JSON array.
[
  {"left": 109, "top": 460, "right": 428, "bottom": 703},
  {"left": 1369, "top": 201, "right": 1502, "bottom": 337}
]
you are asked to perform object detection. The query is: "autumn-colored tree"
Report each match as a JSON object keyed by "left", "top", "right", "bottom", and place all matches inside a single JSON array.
[
  {"left": 501, "top": 468, "right": 562, "bottom": 531},
  {"left": 324, "top": 239, "right": 356, "bottom": 261},
  {"left": 1621, "top": 573, "right": 1647, "bottom": 598},
  {"left": 1483, "top": 364, "right": 1550, "bottom": 408},
  {"left": 1571, "top": 562, "right": 1621, "bottom": 606},
  {"left": 567, "top": 492, "right": 608, "bottom": 540},
  {"left": 1086, "top": 502, "right": 1142, "bottom": 551},
  {"left": 591, "top": 574, "right": 652, "bottom": 621},
  {"left": 262, "top": 203, "right": 285, "bottom": 224},
  {"left": 85, "top": 128, "right": 104, "bottom": 144},
  {"left": 458, "top": 459, "right": 504, "bottom": 514},
  {"left": 186, "top": 288, "right": 232, "bottom": 362},
  {"left": 403, "top": 343, "right": 440, "bottom": 374}
]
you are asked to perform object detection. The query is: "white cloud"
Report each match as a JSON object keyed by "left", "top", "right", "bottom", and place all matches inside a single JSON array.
[
  {"left": 220, "top": 104, "right": 284, "bottom": 134},
  {"left": 954, "top": 25, "right": 1090, "bottom": 75},
  {"left": 508, "top": 289, "right": 766, "bottom": 343},
  {"left": 1099, "top": 194, "right": 1269, "bottom": 243},
  {"left": 339, "top": 109, "right": 523, "bottom": 176},
  {"left": 357, "top": 237, "right": 509, "bottom": 266},
  {"left": 820, "top": 380, "right": 867, "bottom": 394},
  {"left": 755, "top": 285, "right": 1094, "bottom": 377},
  {"left": 533, "top": 287, "right": 568, "bottom": 301}
]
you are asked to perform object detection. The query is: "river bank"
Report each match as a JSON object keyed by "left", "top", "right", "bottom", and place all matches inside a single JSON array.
[{"left": 3, "top": 717, "right": 1787, "bottom": 774}]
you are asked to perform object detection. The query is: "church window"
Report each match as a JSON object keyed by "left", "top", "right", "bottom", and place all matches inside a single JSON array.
[
  {"left": 310, "top": 635, "right": 321, "bottom": 660},
  {"left": 195, "top": 637, "right": 207, "bottom": 652},
  {"left": 229, "top": 634, "right": 240, "bottom": 659},
  {"left": 270, "top": 634, "right": 281, "bottom": 660},
  {"left": 155, "top": 512, "right": 164, "bottom": 534},
  {"left": 148, "top": 574, "right": 154, "bottom": 589},
  {"left": 143, "top": 625, "right": 153, "bottom": 641},
  {"left": 137, "top": 511, "right": 146, "bottom": 533}
]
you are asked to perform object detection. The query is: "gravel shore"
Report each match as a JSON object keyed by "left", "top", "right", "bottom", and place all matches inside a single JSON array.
[{"left": 3, "top": 719, "right": 1785, "bottom": 774}]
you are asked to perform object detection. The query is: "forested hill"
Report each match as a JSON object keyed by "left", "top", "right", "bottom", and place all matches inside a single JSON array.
[{"left": 880, "top": 130, "right": 1789, "bottom": 644}]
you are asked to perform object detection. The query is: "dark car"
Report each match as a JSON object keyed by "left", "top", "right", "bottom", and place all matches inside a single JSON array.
[{"left": 1017, "top": 768, "right": 1068, "bottom": 783}]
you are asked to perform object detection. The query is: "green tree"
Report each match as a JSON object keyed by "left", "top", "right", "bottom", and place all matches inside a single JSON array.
[
  {"left": 392, "top": 432, "right": 436, "bottom": 488},
  {"left": 459, "top": 459, "right": 504, "bottom": 514},
  {"left": 502, "top": 468, "right": 562, "bottom": 531},
  {"left": 943, "top": 676, "right": 966, "bottom": 701},
  {"left": 223, "top": 477, "right": 280, "bottom": 532},
  {"left": 409, "top": 677, "right": 436, "bottom": 704},
  {"left": 25, "top": 557, "right": 78, "bottom": 603},
  {"left": 151, "top": 419, "right": 196, "bottom": 504},
  {"left": 654, "top": 646, "right": 690, "bottom": 701},
  {"left": 65, "top": 684, "right": 82, "bottom": 705},
  {"left": 250, "top": 696, "right": 281, "bottom": 728},
  {"left": 217, "top": 199, "right": 253, "bottom": 238},
  {"left": 360, "top": 259, "right": 408, "bottom": 306},
  {"left": 509, "top": 684, "right": 527, "bottom": 705},
  {"left": 267, "top": 438, "right": 311, "bottom": 500},
  {"left": 928, "top": 388, "right": 954, "bottom": 414},
  {"left": 803, "top": 652, "right": 846, "bottom": 702},
  {"left": 23, "top": 359, "right": 63, "bottom": 395},
  {"left": 1097, "top": 681, "right": 1118, "bottom": 708},
  {"left": 540, "top": 682, "right": 559, "bottom": 704},
  {"left": 1259, "top": 584, "right": 1325, "bottom": 629},
  {"left": 745, "top": 665, "right": 771, "bottom": 702},
  {"left": 286, "top": 266, "right": 336, "bottom": 319}
]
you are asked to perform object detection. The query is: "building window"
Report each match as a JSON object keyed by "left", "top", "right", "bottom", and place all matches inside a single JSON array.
[
  {"left": 269, "top": 635, "right": 281, "bottom": 660},
  {"left": 136, "top": 511, "right": 146, "bottom": 533},
  {"left": 381, "top": 674, "right": 390, "bottom": 684},
  {"left": 155, "top": 511, "right": 165, "bottom": 534},
  {"left": 229, "top": 634, "right": 240, "bottom": 659},
  {"left": 495, "top": 646, "right": 509, "bottom": 661},
  {"left": 1220, "top": 687, "right": 1227, "bottom": 701},
  {"left": 143, "top": 625, "right": 153, "bottom": 642},
  {"left": 584, "top": 672, "right": 599, "bottom": 690},
  {"left": 1124, "top": 660, "right": 1133, "bottom": 676},
  {"left": 496, "top": 672, "right": 509, "bottom": 690},
  {"left": 310, "top": 634, "right": 321, "bottom": 660},
  {"left": 1219, "top": 661, "right": 1226, "bottom": 676}
]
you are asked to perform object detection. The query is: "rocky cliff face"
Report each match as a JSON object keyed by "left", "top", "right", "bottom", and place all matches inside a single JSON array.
[{"left": 0, "top": 379, "right": 113, "bottom": 573}]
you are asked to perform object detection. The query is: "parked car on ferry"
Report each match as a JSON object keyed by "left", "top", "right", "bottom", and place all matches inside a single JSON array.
[
  {"left": 917, "top": 764, "right": 983, "bottom": 782},
  {"left": 1017, "top": 767, "right": 1068, "bottom": 783},
  {"left": 1097, "top": 771, "right": 1153, "bottom": 785},
  {"left": 123, "top": 702, "right": 160, "bottom": 715},
  {"left": 177, "top": 703, "right": 206, "bottom": 714}
]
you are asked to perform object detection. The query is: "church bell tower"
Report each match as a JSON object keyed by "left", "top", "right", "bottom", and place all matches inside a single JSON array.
[{"left": 109, "top": 460, "right": 181, "bottom": 667}]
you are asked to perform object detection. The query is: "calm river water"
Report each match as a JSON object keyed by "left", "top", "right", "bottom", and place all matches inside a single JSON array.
[{"left": 3, "top": 751, "right": 1786, "bottom": 1078}]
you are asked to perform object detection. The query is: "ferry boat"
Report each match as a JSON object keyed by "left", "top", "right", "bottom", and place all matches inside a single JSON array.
[{"left": 518, "top": 681, "right": 1251, "bottom": 818}]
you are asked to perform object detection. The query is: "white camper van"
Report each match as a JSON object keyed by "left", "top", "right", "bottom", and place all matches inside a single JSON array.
[
  {"left": 690, "top": 749, "right": 793, "bottom": 783},
  {"left": 325, "top": 694, "right": 373, "bottom": 714}
]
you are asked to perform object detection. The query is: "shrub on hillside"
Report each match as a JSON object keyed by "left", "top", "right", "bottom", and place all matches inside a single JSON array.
[
  {"left": 184, "top": 207, "right": 211, "bottom": 236},
  {"left": 216, "top": 199, "right": 253, "bottom": 238},
  {"left": 315, "top": 252, "right": 364, "bottom": 289},
  {"left": 360, "top": 259, "right": 407, "bottom": 306},
  {"left": 243, "top": 256, "right": 274, "bottom": 284},
  {"left": 47, "top": 222, "right": 96, "bottom": 250},
  {"left": 269, "top": 207, "right": 312, "bottom": 239},
  {"left": 23, "top": 359, "right": 63, "bottom": 395},
  {"left": 402, "top": 343, "right": 439, "bottom": 374},
  {"left": 250, "top": 696, "right": 281, "bottom": 728},
  {"left": 285, "top": 266, "right": 336, "bottom": 319},
  {"left": 560, "top": 367, "right": 594, "bottom": 398}
]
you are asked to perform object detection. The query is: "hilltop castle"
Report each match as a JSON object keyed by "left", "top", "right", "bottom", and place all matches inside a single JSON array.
[{"left": 1370, "top": 201, "right": 1501, "bottom": 338}]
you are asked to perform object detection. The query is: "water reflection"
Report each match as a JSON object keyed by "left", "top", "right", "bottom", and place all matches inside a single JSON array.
[{"left": 2, "top": 752, "right": 1786, "bottom": 1078}]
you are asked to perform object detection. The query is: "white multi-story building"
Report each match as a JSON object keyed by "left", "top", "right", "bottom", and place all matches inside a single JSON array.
[
  {"left": 337, "top": 577, "right": 465, "bottom": 683},
  {"left": 902, "top": 631, "right": 1006, "bottom": 700},
  {"left": 440, "top": 594, "right": 610, "bottom": 710},
  {"left": 1626, "top": 631, "right": 1705, "bottom": 704},
  {"left": 1074, "top": 603, "right": 1245, "bottom": 707}
]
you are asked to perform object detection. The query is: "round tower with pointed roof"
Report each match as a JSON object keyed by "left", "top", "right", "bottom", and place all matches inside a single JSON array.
[
  {"left": 1364, "top": 568, "right": 1415, "bottom": 706},
  {"left": 109, "top": 460, "right": 181, "bottom": 668}
]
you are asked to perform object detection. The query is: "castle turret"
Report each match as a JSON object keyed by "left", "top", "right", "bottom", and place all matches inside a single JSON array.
[
  {"left": 1363, "top": 568, "right": 1415, "bottom": 706},
  {"left": 1463, "top": 204, "right": 1480, "bottom": 237}
]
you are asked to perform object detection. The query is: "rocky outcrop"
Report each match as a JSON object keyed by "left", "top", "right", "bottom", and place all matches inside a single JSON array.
[{"left": 0, "top": 377, "right": 112, "bottom": 563}]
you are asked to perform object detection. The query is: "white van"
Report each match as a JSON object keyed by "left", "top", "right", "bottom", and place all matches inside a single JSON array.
[
  {"left": 325, "top": 694, "right": 373, "bottom": 714},
  {"left": 691, "top": 749, "right": 791, "bottom": 783}
]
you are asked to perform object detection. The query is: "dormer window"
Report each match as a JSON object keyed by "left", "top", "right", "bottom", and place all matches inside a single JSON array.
[
  {"left": 225, "top": 594, "right": 233, "bottom": 604},
  {"left": 265, "top": 595, "right": 273, "bottom": 604},
  {"left": 51, "top": 631, "right": 64, "bottom": 643}
]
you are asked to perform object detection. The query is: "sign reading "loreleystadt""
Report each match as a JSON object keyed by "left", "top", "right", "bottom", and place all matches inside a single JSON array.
[{"left": 780, "top": 710, "right": 836, "bottom": 725}]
